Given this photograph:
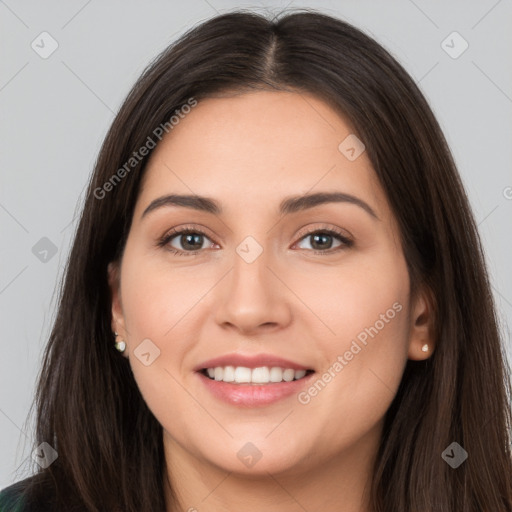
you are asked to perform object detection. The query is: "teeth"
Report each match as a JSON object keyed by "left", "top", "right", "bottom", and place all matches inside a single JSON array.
[
  {"left": 283, "top": 369, "right": 295, "bottom": 382},
  {"left": 234, "top": 366, "right": 251, "bottom": 383},
  {"left": 203, "top": 366, "right": 310, "bottom": 384},
  {"left": 251, "top": 366, "right": 269, "bottom": 383},
  {"left": 294, "top": 369, "right": 306, "bottom": 380},
  {"left": 223, "top": 365, "right": 235, "bottom": 382},
  {"left": 269, "top": 367, "right": 283, "bottom": 382}
]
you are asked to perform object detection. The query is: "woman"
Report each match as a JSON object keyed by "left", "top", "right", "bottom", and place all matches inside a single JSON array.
[{"left": 1, "top": 8, "right": 511, "bottom": 512}]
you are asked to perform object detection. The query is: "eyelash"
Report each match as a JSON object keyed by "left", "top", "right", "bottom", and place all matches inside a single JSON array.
[{"left": 156, "top": 224, "right": 354, "bottom": 257}]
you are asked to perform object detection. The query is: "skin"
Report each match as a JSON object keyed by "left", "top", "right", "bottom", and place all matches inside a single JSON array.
[{"left": 109, "top": 90, "right": 434, "bottom": 512}]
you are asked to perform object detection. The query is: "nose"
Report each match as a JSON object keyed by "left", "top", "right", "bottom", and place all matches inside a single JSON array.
[{"left": 213, "top": 245, "right": 292, "bottom": 336}]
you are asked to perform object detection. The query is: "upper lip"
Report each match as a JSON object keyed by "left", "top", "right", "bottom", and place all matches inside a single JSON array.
[{"left": 194, "top": 353, "right": 313, "bottom": 372}]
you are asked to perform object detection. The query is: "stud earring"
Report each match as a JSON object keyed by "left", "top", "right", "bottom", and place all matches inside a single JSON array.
[
  {"left": 114, "top": 331, "right": 126, "bottom": 353},
  {"left": 421, "top": 343, "right": 429, "bottom": 353}
]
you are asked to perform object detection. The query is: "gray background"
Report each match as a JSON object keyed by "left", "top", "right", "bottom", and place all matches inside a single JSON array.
[{"left": 1, "top": 0, "right": 511, "bottom": 489}]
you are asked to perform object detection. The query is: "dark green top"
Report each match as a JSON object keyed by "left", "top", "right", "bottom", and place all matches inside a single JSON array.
[
  {"left": 0, "top": 475, "right": 51, "bottom": 512},
  {"left": 0, "top": 481, "right": 28, "bottom": 512}
]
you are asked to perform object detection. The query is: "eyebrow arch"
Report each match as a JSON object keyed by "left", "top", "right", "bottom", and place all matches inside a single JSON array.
[{"left": 141, "top": 191, "right": 379, "bottom": 220}]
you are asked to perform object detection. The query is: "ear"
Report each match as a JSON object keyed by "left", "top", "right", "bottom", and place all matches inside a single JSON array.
[
  {"left": 407, "top": 284, "right": 435, "bottom": 361},
  {"left": 108, "top": 261, "right": 129, "bottom": 357}
]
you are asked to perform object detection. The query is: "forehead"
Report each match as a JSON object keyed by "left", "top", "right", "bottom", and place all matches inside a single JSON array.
[{"left": 136, "top": 91, "right": 387, "bottom": 220}]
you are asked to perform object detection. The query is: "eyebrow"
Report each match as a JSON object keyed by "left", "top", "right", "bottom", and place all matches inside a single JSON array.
[{"left": 141, "top": 191, "right": 379, "bottom": 220}]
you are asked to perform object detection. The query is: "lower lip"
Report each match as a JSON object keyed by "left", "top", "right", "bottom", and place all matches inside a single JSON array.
[{"left": 196, "top": 371, "right": 315, "bottom": 407}]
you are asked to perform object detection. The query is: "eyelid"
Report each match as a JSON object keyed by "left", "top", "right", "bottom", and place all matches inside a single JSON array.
[
  {"left": 160, "top": 224, "right": 216, "bottom": 242},
  {"left": 293, "top": 223, "right": 353, "bottom": 243}
]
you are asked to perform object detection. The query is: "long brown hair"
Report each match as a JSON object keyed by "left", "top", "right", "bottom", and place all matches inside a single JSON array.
[{"left": 13, "top": 8, "right": 512, "bottom": 511}]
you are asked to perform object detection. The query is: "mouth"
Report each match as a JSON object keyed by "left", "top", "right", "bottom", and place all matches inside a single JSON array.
[
  {"left": 198, "top": 366, "right": 316, "bottom": 385},
  {"left": 196, "top": 366, "right": 317, "bottom": 407}
]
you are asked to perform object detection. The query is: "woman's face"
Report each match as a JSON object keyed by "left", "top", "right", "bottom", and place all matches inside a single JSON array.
[{"left": 109, "top": 90, "right": 431, "bottom": 477}]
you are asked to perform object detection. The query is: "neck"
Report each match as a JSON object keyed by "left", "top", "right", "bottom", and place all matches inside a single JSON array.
[{"left": 162, "top": 424, "right": 381, "bottom": 512}]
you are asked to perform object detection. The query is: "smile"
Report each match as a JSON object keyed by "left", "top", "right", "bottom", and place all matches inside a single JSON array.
[
  {"left": 201, "top": 366, "right": 315, "bottom": 384},
  {"left": 196, "top": 367, "right": 316, "bottom": 407}
]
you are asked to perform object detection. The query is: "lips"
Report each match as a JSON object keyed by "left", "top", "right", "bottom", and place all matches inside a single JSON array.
[{"left": 193, "top": 353, "right": 316, "bottom": 407}]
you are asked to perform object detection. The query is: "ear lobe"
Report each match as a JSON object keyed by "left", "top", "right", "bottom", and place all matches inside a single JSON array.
[
  {"left": 407, "top": 286, "right": 435, "bottom": 361},
  {"left": 107, "top": 262, "right": 126, "bottom": 337}
]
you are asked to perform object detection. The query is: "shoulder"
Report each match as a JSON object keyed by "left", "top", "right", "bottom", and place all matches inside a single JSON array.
[
  {"left": 0, "top": 476, "right": 30, "bottom": 511},
  {"left": 0, "top": 475, "right": 53, "bottom": 512}
]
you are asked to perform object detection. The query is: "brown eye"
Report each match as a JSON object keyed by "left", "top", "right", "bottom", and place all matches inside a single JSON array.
[
  {"left": 170, "top": 232, "right": 207, "bottom": 252},
  {"left": 294, "top": 228, "right": 353, "bottom": 255},
  {"left": 157, "top": 227, "right": 216, "bottom": 256}
]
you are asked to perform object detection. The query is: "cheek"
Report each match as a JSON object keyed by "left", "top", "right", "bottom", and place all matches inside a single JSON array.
[
  {"left": 118, "top": 255, "right": 199, "bottom": 423},
  {"left": 293, "top": 246, "right": 409, "bottom": 343},
  {"left": 118, "top": 249, "right": 218, "bottom": 407},
  {"left": 295, "top": 248, "right": 410, "bottom": 416},
  {"left": 120, "top": 250, "right": 203, "bottom": 340}
]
